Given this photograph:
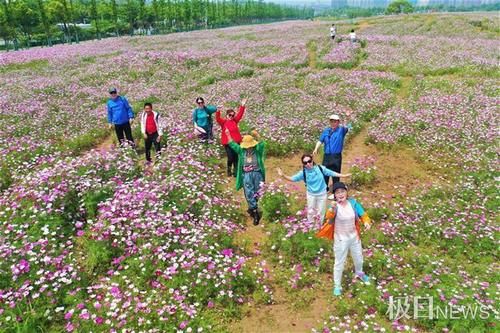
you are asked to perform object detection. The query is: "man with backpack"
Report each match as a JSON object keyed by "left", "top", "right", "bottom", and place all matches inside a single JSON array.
[
  {"left": 107, "top": 87, "right": 135, "bottom": 147},
  {"left": 277, "top": 154, "right": 350, "bottom": 224}
]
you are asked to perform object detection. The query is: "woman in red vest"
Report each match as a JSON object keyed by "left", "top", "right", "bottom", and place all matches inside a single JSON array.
[{"left": 216, "top": 98, "right": 247, "bottom": 177}]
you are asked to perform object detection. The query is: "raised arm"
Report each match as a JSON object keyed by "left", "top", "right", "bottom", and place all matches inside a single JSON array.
[
  {"left": 277, "top": 168, "right": 303, "bottom": 183},
  {"left": 322, "top": 167, "right": 351, "bottom": 178},
  {"left": 225, "top": 129, "right": 243, "bottom": 154},
  {"left": 215, "top": 109, "right": 225, "bottom": 126},
  {"left": 234, "top": 98, "right": 247, "bottom": 123}
]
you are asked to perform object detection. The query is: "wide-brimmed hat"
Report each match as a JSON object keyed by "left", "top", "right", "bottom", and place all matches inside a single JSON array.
[{"left": 240, "top": 135, "right": 258, "bottom": 149}]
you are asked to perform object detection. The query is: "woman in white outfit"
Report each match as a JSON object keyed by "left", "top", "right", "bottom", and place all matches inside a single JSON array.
[{"left": 324, "top": 182, "right": 372, "bottom": 296}]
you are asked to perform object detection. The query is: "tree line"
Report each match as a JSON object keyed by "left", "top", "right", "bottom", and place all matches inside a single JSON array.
[
  {"left": 0, "top": 0, "right": 314, "bottom": 50},
  {"left": 319, "top": 2, "right": 500, "bottom": 19}
]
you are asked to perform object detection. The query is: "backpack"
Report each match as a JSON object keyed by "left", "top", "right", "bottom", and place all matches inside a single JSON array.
[{"left": 303, "top": 164, "right": 327, "bottom": 189}]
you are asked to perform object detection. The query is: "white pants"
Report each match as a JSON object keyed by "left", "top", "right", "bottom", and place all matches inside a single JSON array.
[
  {"left": 306, "top": 192, "right": 327, "bottom": 226},
  {"left": 333, "top": 233, "right": 364, "bottom": 289}
]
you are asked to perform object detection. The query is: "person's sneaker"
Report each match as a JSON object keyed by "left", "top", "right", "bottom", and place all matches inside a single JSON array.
[
  {"left": 356, "top": 273, "right": 371, "bottom": 285},
  {"left": 327, "top": 193, "right": 335, "bottom": 200},
  {"left": 333, "top": 287, "right": 342, "bottom": 296}
]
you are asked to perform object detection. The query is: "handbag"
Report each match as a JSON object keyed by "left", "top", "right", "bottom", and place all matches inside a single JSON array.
[{"left": 316, "top": 221, "right": 334, "bottom": 240}]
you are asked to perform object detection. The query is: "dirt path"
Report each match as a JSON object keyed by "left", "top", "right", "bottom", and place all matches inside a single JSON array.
[
  {"left": 96, "top": 134, "right": 114, "bottom": 151},
  {"left": 228, "top": 127, "right": 436, "bottom": 332}
]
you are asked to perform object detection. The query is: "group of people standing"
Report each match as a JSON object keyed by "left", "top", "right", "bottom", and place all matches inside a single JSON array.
[{"left": 106, "top": 90, "right": 372, "bottom": 296}]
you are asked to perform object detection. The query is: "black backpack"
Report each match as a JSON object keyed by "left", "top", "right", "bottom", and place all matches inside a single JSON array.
[{"left": 303, "top": 164, "right": 327, "bottom": 189}]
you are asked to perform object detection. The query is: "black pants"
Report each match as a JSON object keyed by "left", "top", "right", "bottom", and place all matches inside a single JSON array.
[
  {"left": 198, "top": 124, "right": 214, "bottom": 143},
  {"left": 144, "top": 132, "right": 161, "bottom": 162},
  {"left": 224, "top": 144, "right": 239, "bottom": 172},
  {"left": 323, "top": 153, "right": 342, "bottom": 191},
  {"left": 115, "top": 122, "right": 134, "bottom": 146}
]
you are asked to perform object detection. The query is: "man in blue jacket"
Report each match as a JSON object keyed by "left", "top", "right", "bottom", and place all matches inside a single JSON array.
[
  {"left": 107, "top": 88, "right": 135, "bottom": 146},
  {"left": 313, "top": 113, "right": 351, "bottom": 198}
]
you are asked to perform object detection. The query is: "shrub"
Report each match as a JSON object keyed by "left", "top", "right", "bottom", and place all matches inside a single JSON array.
[
  {"left": 349, "top": 155, "right": 377, "bottom": 187},
  {"left": 259, "top": 182, "right": 293, "bottom": 222}
]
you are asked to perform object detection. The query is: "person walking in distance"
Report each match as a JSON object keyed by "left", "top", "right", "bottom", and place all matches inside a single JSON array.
[{"left": 330, "top": 24, "right": 337, "bottom": 40}]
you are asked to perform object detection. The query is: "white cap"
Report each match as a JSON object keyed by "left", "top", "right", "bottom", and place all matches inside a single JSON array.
[{"left": 329, "top": 114, "right": 340, "bottom": 120}]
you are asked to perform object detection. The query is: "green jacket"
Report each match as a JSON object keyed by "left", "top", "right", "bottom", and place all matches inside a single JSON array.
[{"left": 229, "top": 141, "right": 266, "bottom": 191}]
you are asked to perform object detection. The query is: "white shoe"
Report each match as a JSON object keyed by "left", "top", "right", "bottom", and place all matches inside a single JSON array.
[{"left": 328, "top": 194, "right": 335, "bottom": 200}]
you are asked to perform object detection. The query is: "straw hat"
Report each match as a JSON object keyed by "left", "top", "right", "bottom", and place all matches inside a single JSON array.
[{"left": 240, "top": 135, "right": 258, "bottom": 149}]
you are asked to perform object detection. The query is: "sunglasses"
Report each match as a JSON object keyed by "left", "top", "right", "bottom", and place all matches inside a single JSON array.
[
  {"left": 110, "top": 92, "right": 117, "bottom": 95},
  {"left": 228, "top": 113, "right": 235, "bottom": 117},
  {"left": 197, "top": 101, "right": 204, "bottom": 104},
  {"left": 302, "top": 159, "right": 313, "bottom": 165}
]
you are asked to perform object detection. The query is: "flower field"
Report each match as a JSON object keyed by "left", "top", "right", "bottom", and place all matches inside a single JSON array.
[{"left": 0, "top": 12, "right": 498, "bottom": 333}]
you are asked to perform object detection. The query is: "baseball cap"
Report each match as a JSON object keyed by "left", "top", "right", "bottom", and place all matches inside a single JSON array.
[
  {"left": 109, "top": 87, "right": 117, "bottom": 94},
  {"left": 332, "top": 182, "right": 348, "bottom": 193},
  {"left": 329, "top": 114, "right": 340, "bottom": 121}
]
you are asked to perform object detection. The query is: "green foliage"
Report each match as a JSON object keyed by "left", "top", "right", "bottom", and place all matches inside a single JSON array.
[
  {"left": 0, "top": 163, "right": 12, "bottom": 190},
  {"left": 0, "top": 0, "right": 314, "bottom": 47},
  {"left": 80, "top": 237, "right": 119, "bottom": 276},
  {"left": 235, "top": 67, "right": 254, "bottom": 78},
  {"left": 260, "top": 191, "right": 292, "bottom": 222},
  {"left": 83, "top": 187, "right": 114, "bottom": 220},
  {"left": 386, "top": 0, "right": 415, "bottom": 14},
  {"left": 350, "top": 165, "right": 377, "bottom": 187}
]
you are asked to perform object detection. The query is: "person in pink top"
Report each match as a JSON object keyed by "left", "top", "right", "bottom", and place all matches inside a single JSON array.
[{"left": 216, "top": 98, "right": 247, "bottom": 177}]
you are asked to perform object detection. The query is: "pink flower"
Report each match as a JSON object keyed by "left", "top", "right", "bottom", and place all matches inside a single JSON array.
[
  {"left": 221, "top": 248, "right": 233, "bottom": 257},
  {"left": 179, "top": 320, "right": 188, "bottom": 329},
  {"left": 79, "top": 311, "right": 90, "bottom": 320},
  {"left": 64, "top": 311, "right": 73, "bottom": 320},
  {"left": 65, "top": 322, "right": 74, "bottom": 332},
  {"left": 95, "top": 317, "right": 104, "bottom": 325}
]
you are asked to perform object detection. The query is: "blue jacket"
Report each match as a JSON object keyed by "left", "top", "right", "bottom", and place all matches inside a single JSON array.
[
  {"left": 319, "top": 126, "right": 349, "bottom": 154},
  {"left": 290, "top": 165, "right": 339, "bottom": 195},
  {"left": 107, "top": 96, "right": 134, "bottom": 125}
]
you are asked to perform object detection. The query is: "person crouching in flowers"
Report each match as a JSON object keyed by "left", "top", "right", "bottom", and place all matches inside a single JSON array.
[
  {"left": 276, "top": 154, "right": 351, "bottom": 225},
  {"left": 226, "top": 128, "right": 265, "bottom": 226},
  {"left": 318, "top": 182, "right": 371, "bottom": 296}
]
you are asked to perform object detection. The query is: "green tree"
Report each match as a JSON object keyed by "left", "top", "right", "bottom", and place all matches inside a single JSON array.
[{"left": 385, "top": 0, "right": 414, "bottom": 14}]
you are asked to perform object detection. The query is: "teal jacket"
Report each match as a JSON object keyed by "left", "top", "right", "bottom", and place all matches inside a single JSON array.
[
  {"left": 192, "top": 105, "right": 217, "bottom": 128},
  {"left": 229, "top": 141, "right": 266, "bottom": 191}
]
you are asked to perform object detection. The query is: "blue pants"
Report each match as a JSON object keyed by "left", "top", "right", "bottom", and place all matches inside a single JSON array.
[{"left": 243, "top": 170, "right": 263, "bottom": 209}]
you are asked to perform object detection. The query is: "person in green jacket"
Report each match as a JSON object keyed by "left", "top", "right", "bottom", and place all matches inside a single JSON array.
[
  {"left": 226, "top": 128, "right": 266, "bottom": 226},
  {"left": 192, "top": 97, "right": 218, "bottom": 143}
]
